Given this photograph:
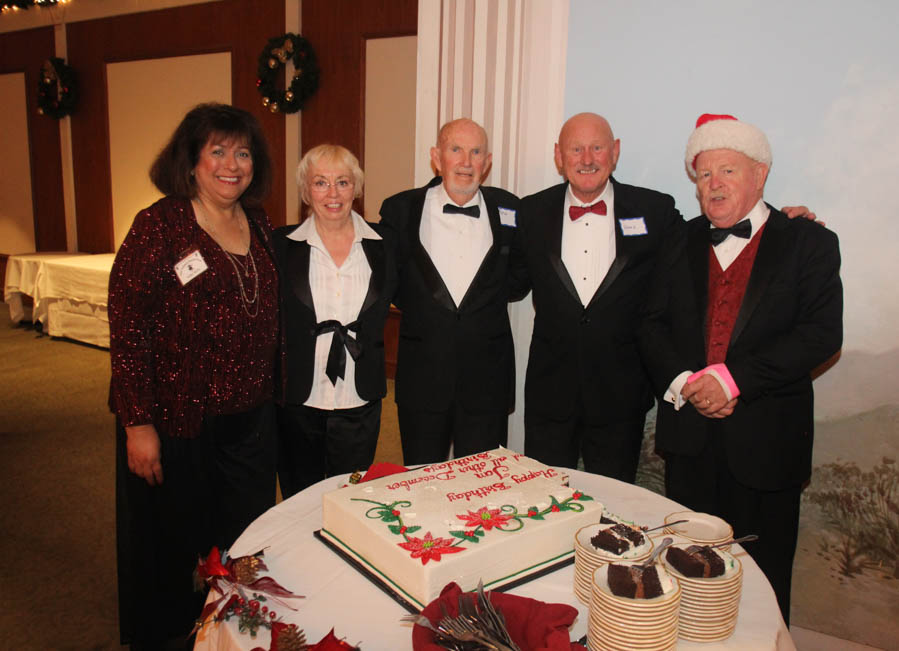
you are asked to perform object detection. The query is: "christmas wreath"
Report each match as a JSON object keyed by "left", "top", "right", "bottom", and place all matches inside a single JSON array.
[
  {"left": 37, "top": 57, "right": 78, "bottom": 119},
  {"left": 256, "top": 32, "right": 320, "bottom": 114}
]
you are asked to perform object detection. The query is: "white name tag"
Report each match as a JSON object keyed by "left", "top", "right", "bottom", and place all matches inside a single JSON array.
[
  {"left": 619, "top": 217, "right": 648, "bottom": 236},
  {"left": 499, "top": 207, "right": 517, "bottom": 227},
  {"left": 174, "top": 249, "right": 208, "bottom": 285}
]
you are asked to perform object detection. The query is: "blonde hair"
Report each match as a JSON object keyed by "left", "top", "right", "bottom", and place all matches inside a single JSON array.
[{"left": 296, "top": 144, "right": 364, "bottom": 205}]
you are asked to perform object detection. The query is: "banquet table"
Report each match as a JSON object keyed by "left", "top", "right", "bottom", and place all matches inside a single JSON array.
[
  {"left": 31, "top": 253, "right": 116, "bottom": 347},
  {"left": 192, "top": 469, "right": 795, "bottom": 651},
  {"left": 3, "top": 252, "right": 87, "bottom": 323}
]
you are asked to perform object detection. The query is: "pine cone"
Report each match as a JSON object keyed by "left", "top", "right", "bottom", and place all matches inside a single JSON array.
[
  {"left": 232, "top": 556, "right": 261, "bottom": 584},
  {"left": 274, "top": 625, "right": 307, "bottom": 651}
]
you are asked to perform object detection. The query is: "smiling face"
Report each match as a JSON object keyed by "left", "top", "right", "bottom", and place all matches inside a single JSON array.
[
  {"left": 306, "top": 157, "right": 355, "bottom": 225},
  {"left": 430, "top": 119, "right": 492, "bottom": 205},
  {"left": 694, "top": 149, "right": 768, "bottom": 228},
  {"left": 554, "top": 113, "right": 620, "bottom": 204},
  {"left": 192, "top": 134, "right": 253, "bottom": 209}
]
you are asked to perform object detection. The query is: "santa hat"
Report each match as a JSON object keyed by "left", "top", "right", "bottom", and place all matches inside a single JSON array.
[{"left": 684, "top": 113, "right": 771, "bottom": 180}]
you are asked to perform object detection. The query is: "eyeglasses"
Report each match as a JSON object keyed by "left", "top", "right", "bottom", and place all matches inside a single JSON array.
[{"left": 310, "top": 178, "right": 354, "bottom": 193}]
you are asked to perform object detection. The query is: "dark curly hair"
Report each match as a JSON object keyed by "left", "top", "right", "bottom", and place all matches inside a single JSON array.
[{"left": 150, "top": 103, "right": 272, "bottom": 205}]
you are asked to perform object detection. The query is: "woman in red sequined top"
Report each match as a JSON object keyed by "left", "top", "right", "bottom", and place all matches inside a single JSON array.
[{"left": 108, "top": 104, "right": 279, "bottom": 649}]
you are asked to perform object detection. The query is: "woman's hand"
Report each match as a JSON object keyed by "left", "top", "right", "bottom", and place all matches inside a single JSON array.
[{"left": 125, "top": 424, "right": 164, "bottom": 486}]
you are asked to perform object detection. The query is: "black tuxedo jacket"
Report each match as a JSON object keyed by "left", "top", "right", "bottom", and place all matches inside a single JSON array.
[
  {"left": 379, "top": 177, "right": 521, "bottom": 414},
  {"left": 272, "top": 221, "right": 397, "bottom": 406},
  {"left": 637, "top": 207, "right": 842, "bottom": 490},
  {"left": 512, "top": 178, "right": 682, "bottom": 425}
]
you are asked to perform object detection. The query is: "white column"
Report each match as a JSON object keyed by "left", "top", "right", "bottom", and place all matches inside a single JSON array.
[{"left": 416, "top": 0, "right": 570, "bottom": 451}]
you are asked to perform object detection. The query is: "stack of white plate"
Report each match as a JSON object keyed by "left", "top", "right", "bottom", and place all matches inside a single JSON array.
[
  {"left": 662, "top": 543, "right": 743, "bottom": 642},
  {"left": 588, "top": 562, "right": 681, "bottom": 651},
  {"left": 664, "top": 511, "right": 733, "bottom": 550},
  {"left": 573, "top": 521, "right": 654, "bottom": 605}
]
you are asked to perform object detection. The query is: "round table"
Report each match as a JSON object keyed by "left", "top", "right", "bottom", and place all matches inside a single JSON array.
[{"left": 193, "top": 469, "right": 795, "bottom": 650}]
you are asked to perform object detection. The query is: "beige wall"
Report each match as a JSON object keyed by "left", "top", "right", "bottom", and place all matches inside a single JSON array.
[
  {"left": 363, "top": 35, "right": 417, "bottom": 222},
  {"left": 106, "top": 53, "right": 231, "bottom": 247},
  {"left": 0, "top": 72, "right": 36, "bottom": 255}
]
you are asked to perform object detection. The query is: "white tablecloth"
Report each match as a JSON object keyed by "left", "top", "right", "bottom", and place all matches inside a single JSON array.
[
  {"left": 193, "top": 469, "right": 795, "bottom": 651},
  {"left": 31, "top": 253, "right": 116, "bottom": 347},
  {"left": 3, "top": 252, "right": 87, "bottom": 323}
]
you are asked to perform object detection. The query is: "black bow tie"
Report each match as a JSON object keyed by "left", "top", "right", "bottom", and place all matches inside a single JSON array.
[
  {"left": 443, "top": 203, "right": 480, "bottom": 218},
  {"left": 709, "top": 218, "right": 751, "bottom": 246}
]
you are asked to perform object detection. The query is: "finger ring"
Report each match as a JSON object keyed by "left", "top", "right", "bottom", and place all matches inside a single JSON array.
[{"left": 705, "top": 398, "right": 711, "bottom": 405}]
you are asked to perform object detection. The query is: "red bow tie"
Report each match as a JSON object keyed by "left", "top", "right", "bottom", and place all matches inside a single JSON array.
[{"left": 569, "top": 200, "right": 607, "bottom": 221}]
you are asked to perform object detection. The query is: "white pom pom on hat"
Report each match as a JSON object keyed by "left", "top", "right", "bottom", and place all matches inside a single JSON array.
[{"left": 684, "top": 113, "right": 771, "bottom": 181}]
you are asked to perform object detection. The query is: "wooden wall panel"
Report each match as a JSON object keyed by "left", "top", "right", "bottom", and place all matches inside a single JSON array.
[
  {"left": 0, "top": 26, "right": 67, "bottom": 251},
  {"left": 66, "top": 0, "right": 286, "bottom": 253},
  {"left": 301, "top": 0, "right": 417, "bottom": 164}
]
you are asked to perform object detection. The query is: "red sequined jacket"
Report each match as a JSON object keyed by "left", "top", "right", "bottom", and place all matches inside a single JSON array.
[{"left": 108, "top": 196, "right": 280, "bottom": 438}]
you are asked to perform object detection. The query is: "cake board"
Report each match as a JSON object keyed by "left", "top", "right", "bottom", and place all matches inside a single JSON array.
[{"left": 315, "top": 529, "right": 576, "bottom": 613}]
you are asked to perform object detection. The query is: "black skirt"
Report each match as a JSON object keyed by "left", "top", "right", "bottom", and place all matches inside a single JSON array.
[{"left": 115, "top": 401, "right": 276, "bottom": 646}]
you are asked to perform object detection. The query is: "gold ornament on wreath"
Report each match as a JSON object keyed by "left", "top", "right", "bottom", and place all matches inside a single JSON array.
[
  {"left": 256, "top": 32, "right": 320, "bottom": 114},
  {"left": 37, "top": 57, "right": 78, "bottom": 119}
]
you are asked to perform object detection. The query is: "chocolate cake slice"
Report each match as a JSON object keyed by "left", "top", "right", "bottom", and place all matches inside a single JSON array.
[
  {"left": 590, "top": 523, "right": 646, "bottom": 555},
  {"left": 666, "top": 545, "right": 726, "bottom": 578},
  {"left": 607, "top": 563, "right": 665, "bottom": 599}
]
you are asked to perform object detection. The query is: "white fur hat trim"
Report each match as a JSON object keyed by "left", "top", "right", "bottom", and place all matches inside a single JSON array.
[{"left": 685, "top": 114, "right": 771, "bottom": 180}]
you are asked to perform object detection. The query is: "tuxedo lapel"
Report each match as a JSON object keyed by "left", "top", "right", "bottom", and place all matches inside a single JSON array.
[
  {"left": 585, "top": 181, "right": 637, "bottom": 310},
  {"left": 409, "top": 177, "right": 457, "bottom": 311},
  {"left": 359, "top": 238, "right": 384, "bottom": 315},
  {"left": 458, "top": 190, "right": 503, "bottom": 311},
  {"left": 687, "top": 220, "right": 710, "bottom": 330},
  {"left": 545, "top": 185, "right": 580, "bottom": 304},
  {"left": 286, "top": 238, "right": 315, "bottom": 313},
  {"left": 730, "top": 208, "right": 789, "bottom": 346}
]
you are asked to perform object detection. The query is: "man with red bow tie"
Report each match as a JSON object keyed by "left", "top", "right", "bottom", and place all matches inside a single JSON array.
[
  {"left": 512, "top": 112, "right": 683, "bottom": 482},
  {"left": 637, "top": 114, "right": 842, "bottom": 623}
]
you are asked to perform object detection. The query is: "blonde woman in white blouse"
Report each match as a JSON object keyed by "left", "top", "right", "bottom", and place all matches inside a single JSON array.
[{"left": 272, "top": 145, "right": 397, "bottom": 496}]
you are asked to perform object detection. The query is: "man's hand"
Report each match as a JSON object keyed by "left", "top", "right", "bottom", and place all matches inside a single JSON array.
[
  {"left": 681, "top": 374, "right": 733, "bottom": 418},
  {"left": 781, "top": 205, "right": 824, "bottom": 225},
  {"left": 125, "top": 424, "right": 164, "bottom": 486}
]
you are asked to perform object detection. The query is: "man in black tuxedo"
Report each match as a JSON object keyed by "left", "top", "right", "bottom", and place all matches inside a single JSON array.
[
  {"left": 513, "top": 113, "right": 682, "bottom": 482},
  {"left": 637, "top": 114, "right": 842, "bottom": 623},
  {"left": 379, "top": 119, "right": 522, "bottom": 464}
]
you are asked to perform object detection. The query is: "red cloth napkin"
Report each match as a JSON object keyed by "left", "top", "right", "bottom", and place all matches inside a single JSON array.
[
  {"left": 359, "top": 462, "right": 409, "bottom": 483},
  {"left": 412, "top": 582, "right": 586, "bottom": 651}
]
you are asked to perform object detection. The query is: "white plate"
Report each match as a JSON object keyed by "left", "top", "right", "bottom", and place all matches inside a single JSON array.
[
  {"left": 576, "top": 522, "right": 654, "bottom": 560},
  {"left": 664, "top": 510, "right": 732, "bottom": 542}
]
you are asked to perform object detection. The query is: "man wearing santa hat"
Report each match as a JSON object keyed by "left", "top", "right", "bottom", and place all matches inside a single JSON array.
[{"left": 638, "top": 114, "right": 843, "bottom": 623}]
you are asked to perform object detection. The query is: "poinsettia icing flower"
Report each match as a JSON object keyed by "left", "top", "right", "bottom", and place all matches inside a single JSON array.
[
  {"left": 398, "top": 532, "right": 464, "bottom": 564},
  {"left": 456, "top": 506, "right": 513, "bottom": 530}
]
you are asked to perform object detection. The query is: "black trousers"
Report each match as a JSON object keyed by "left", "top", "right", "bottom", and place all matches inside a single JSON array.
[
  {"left": 524, "top": 409, "right": 646, "bottom": 482},
  {"left": 663, "top": 432, "right": 802, "bottom": 626},
  {"left": 398, "top": 401, "right": 508, "bottom": 465},
  {"left": 277, "top": 400, "right": 381, "bottom": 498},
  {"left": 116, "top": 402, "right": 277, "bottom": 647}
]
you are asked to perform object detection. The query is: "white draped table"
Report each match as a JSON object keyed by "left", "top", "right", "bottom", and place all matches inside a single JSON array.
[
  {"left": 31, "top": 253, "right": 116, "bottom": 347},
  {"left": 3, "top": 252, "right": 86, "bottom": 323},
  {"left": 193, "top": 469, "right": 795, "bottom": 651}
]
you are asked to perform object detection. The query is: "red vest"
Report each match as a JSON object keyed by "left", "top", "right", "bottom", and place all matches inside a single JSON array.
[{"left": 705, "top": 224, "right": 766, "bottom": 364}]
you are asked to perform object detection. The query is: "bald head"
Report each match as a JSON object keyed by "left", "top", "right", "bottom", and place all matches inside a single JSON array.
[
  {"left": 436, "top": 118, "right": 489, "bottom": 151},
  {"left": 555, "top": 112, "right": 620, "bottom": 203},
  {"left": 431, "top": 118, "right": 492, "bottom": 205}
]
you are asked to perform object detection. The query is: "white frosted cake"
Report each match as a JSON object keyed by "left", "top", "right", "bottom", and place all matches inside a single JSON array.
[{"left": 320, "top": 447, "right": 603, "bottom": 610}]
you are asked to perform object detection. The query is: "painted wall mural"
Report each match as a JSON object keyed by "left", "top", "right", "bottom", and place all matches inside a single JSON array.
[{"left": 565, "top": 1, "right": 899, "bottom": 646}]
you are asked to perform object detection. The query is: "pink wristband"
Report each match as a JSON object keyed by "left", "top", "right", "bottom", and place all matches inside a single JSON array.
[{"left": 686, "top": 363, "right": 740, "bottom": 400}]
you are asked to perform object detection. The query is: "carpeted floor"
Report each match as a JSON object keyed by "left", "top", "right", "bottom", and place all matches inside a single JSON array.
[{"left": 0, "top": 322, "right": 402, "bottom": 650}]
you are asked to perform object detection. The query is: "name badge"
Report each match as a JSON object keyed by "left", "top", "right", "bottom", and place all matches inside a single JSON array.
[
  {"left": 174, "top": 249, "right": 208, "bottom": 285},
  {"left": 619, "top": 217, "right": 648, "bottom": 236},
  {"left": 498, "top": 207, "right": 517, "bottom": 227}
]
